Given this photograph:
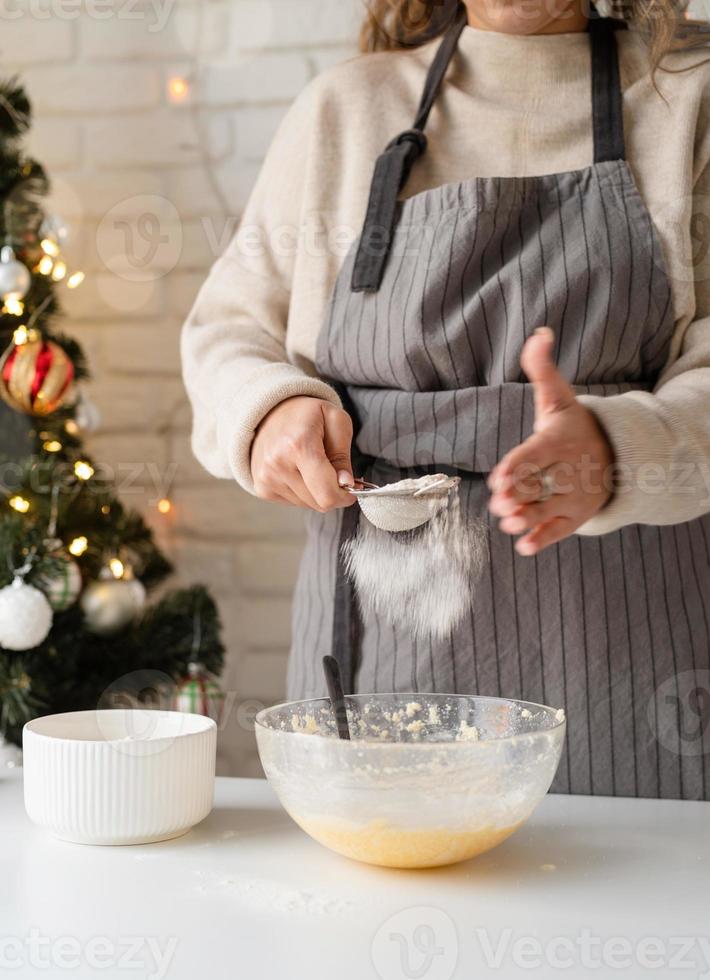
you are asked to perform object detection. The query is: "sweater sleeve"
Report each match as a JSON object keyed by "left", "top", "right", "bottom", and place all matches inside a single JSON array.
[
  {"left": 576, "top": 154, "right": 710, "bottom": 536},
  {"left": 180, "top": 80, "right": 342, "bottom": 494}
]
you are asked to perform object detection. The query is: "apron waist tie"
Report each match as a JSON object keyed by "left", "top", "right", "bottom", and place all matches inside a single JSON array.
[{"left": 347, "top": 380, "right": 652, "bottom": 475}]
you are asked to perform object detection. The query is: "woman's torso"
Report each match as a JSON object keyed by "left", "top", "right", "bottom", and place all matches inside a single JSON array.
[{"left": 282, "top": 26, "right": 710, "bottom": 375}]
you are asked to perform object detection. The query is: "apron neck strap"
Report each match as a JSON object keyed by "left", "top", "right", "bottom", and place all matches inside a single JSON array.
[
  {"left": 413, "top": 2, "right": 469, "bottom": 131},
  {"left": 590, "top": 14, "right": 626, "bottom": 163},
  {"left": 352, "top": 7, "right": 626, "bottom": 293},
  {"left": 351, "top": 4, "right": 468, "bottom": 292}
]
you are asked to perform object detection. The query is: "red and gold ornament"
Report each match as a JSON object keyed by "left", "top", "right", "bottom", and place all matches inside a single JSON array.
[{"left": 0, "top": 334, "right": 74, "bottom": 416}]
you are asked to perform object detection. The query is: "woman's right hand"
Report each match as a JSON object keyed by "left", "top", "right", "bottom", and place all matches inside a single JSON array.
[{"left": 250, "top": 396, "right": 357, "bottom": 512}]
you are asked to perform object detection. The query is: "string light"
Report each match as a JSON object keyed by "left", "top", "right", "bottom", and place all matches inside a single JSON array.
[
  {"left": 68, "top": 536, "right": 88, "bottom": 556},
  {"left": 64, "top": 419, "right": 79, "bottom": 435},
  {"left": 74, "top": 460, "right": 95, "bottom": 481},
  {"left": 40, "top": 238, "right": 59, "bottom": 257},
  {"left": 167, "top": 76, "right": 190, "bottom": 102},
  {"left": 51, "top": 260, "right": 67, "bottom": 282},
  {"left": 4, "top": 298, "right": 24, "bottom": 316},
  {"left": 37, "top": 255, "right": 54, "bottom": 276},
  {"left": 43, "top": 440, "right": 62, "bottom": 453},
  {"left": 100, "top": 504, "right": 110, "bottom": 515},
  {"left": 66, "top": 271, "right": 84, "bottom": 289},
  {"left": 12, "top": 325, "right": 29, "bottom": 345},
  {"left": 157, "top": 498, "right": 172, "bottom": 514},
  {"left": 8, "top": 496, "right": 30, "bottom": 513},
  {"left": 109, "top": 558, "right": 124, "bottom": 579}
]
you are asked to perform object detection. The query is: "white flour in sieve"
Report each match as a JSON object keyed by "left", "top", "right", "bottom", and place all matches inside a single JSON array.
[{"left": 342, "top": 477, "right": 488, "bottom": 640}]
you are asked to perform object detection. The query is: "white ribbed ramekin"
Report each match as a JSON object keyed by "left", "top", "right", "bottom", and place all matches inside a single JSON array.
[{"left": 23, "top": 709, "right": 216, "bottom": 845}]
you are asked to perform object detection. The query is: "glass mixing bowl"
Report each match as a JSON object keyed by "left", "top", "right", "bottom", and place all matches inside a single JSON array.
[{"left": 255, "top": 693, "right": 565, "bottom": 869}]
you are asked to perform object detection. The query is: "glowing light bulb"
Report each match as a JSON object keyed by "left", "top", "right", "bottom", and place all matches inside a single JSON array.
[
  {"left": 100, "top": 504, "right": 110, "bottom": 515},
  {"left": 67, "top": 271, "right": 84, "bottom": 289},
  {"left": 37, "top": 255, "right": 54, "bottom": 276},
  {"left": 157, "top": 498, "right": 172, "bottom": 514},
  {"left": 12, "top": 325, "right": 29, "bottom": 345},
  {"left": 167, "top": 76, "right": 189, "bottom": 102},
  {"left": 4, "top": 298, "right": 24, "bottom": 316},
  {"left": 74, "top": 460, "right": 95, "bottom": 481},
  {"left": 8, "top": 496, "right": 30, "bottom": 514},
  {"left": 40, "top": 238, "right": 60, "bottom": 257},
  {"left": 64, "top": 419, "right": 79, "bottom": 435},
  {"left": 109, "top": 558, "right": 124, "bottom": 579},
  {"left": 43, "top": 440, "right": 62, "bottom": 453},
  {"left": 68, "top": 536, "right": 88, "bottom": 556},
  {"left": 51, "top": 260, "right": 67, "bottom": 282}
]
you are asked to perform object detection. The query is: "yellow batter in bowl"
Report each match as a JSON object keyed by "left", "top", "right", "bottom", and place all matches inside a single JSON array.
[{"left": 291, "top": 815, "right": 523, "bottom": 869}]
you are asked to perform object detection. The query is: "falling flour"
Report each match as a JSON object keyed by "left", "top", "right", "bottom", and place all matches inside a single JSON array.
[{"left": 343, "top": 477, "right": 488, "bottom": 640}]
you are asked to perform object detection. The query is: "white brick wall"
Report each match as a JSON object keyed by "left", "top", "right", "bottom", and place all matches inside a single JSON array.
[{"left": 2, "top": 0, "right": 359, "bottom": 776}]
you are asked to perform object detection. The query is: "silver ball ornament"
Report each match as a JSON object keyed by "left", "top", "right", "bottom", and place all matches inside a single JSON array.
[
  {"left": 0, "top": 578, "right": 53, "bottom": 651},
  {"left": 81, "top": 575, "right": 146, "bottom": 635},
  {"left": 0, "top": 245, "right": 31, "bottom": 302}
]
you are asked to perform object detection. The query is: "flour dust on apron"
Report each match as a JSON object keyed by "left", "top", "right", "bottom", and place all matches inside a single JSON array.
[{"left": 287, "top": 4, "right": 710, "bottom": 801}]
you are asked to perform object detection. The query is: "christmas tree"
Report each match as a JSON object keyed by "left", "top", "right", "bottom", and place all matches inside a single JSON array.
[{"left": 0, "top": 78, "right": 224, "bottom": 746}]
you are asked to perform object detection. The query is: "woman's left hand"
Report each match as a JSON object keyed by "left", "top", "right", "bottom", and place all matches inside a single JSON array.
[{"left": 488, "top": 327, "right": 614, "bottom": 556}]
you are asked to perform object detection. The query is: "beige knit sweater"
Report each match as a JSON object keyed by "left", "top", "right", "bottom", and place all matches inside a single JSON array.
[{"left": 182, "top": 23, "right": 710, "bottom": 536}]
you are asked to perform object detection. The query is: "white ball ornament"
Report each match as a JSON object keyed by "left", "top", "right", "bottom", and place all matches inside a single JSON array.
[
  {"left": 0, "top": 577, "right": 53, "bottom": 651},
  {"left": 0, "top": 245, "right": 31, "bottom": 302}
]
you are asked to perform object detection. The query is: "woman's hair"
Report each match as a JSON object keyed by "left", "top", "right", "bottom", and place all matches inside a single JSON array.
[{"left": 359, "top": 0, "right": 708, "bottom": 80}]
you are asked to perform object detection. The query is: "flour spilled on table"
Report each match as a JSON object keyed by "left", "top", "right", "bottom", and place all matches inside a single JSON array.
[
  {"left": 194, "top": 870, "right": 356, "bottom": 916},
  {"left": 343, "top": 475, "right": 487, "bottom": 639}
]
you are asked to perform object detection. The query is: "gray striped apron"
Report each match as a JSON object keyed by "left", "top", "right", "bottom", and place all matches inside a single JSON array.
[{"left": 287, "top": 6, "right": 710, "bottom": 800}]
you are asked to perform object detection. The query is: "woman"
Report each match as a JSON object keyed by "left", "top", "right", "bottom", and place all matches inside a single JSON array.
[{"left": 182, "top": 0, "right": 710, "bottom": 800}]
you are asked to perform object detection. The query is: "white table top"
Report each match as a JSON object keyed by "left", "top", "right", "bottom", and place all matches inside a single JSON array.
[{"left": 2, "top": 773, "right": 708, "bottom": 979}]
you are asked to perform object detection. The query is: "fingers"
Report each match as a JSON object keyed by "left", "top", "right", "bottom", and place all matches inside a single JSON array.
[
  {"left": 291, "top": 403, "right": 355, "bottom": 511},
  {"left": 322, "top": 404, "right": 354, "bottom": 488},
  {"left": 251, "top": 479, "right": 305, "bottom": 509},
  {"left": 515, "top": 516, "right": 577, "bottom": 556},
  {"left": 497, "top": 494, "right": 571, "bottom": 534},
  {"left": 251, "top": 397, "right": 356, "bottom": 513},
  {"left": 297, "top": 443, "right": 354, "bottom": 512},
  {"left": 488, "top": 432, "right": 559, "bottom": 506},
  {"left": 521, "top": 327, "right": 575, "bottom": 418},
  {"left": 288, "top": 468, "right": 330, "bottom": 511}
]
